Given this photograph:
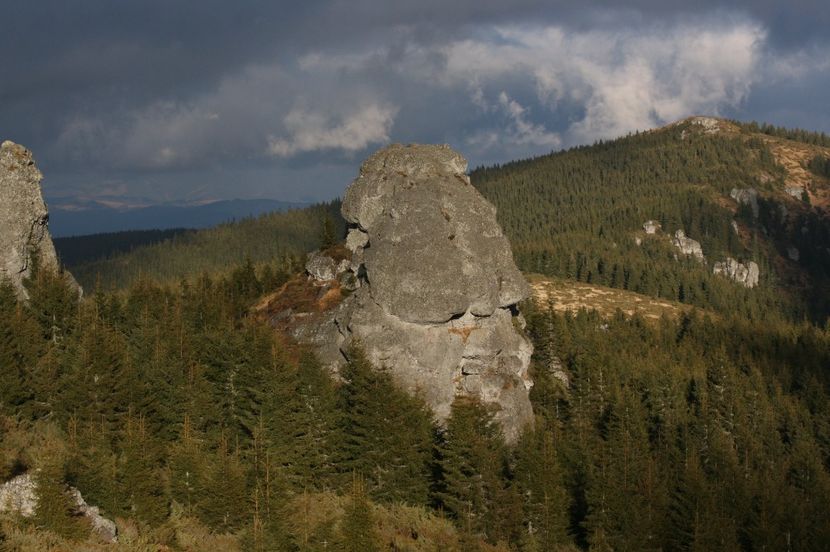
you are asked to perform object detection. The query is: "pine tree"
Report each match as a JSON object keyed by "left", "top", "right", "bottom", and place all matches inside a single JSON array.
[
  {"left": 33, "top": 431, "right": 86, "bottom": 540},
  {"left": 336, "top": 475, "right": 379, "bottom": 552},
  {"left": 436, "top": 396, "right": 516, "bottom": 544},
  {"left": 267, "top": 351, "right": 339, "bottom": 490},
  {"left": 196, "top": 433, "right": 249, "bottom": 532},
  {"left": 117, "top": 414, "right": 167, "bottom": 525},
  {"left": 336, "top": 345, "right": 434, "bottom": 505},
  {"left": 515, "top": 424, "right": 571, "bottom": 550}
]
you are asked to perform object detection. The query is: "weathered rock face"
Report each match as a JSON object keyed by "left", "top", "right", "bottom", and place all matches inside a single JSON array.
[
  {"left": 293, "top": 144, "right": 534, "bottom": 442},
  {"left": 0, "top": 141, "right": 78, "bottom": 298},
  {"left": 0, "top": 473, "right": 117, "bottom": 542},
  {"left": 672, "top": 229, "right": 705, "bottom": 261},
  {"left": 713, "top": 257, "right": 759, "bottom": 288},
  {"left": 342, "top": 144, "right": 529, "bottom": 324},
  {"left": 731, "top": 187, "right": 759, "bottom": 219}
]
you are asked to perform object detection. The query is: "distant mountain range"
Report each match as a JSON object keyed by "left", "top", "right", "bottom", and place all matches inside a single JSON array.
[{"left": 46, "top": 197, "right": 308, "bottom": 237}]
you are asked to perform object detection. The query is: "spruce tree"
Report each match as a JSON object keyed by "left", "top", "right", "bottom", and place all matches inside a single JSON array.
[
  {"left": 435, "top": 397, "right": 515, "bottom": 544},
  {"left": 336, "top": 475, "right": 379, "bottom": 552},
  {"left": 337, "top": 345, "right": 434, "bottom": 505}
]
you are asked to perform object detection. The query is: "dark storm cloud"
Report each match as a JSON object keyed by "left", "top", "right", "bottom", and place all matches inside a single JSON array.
[{"left": 1, "top": 1, "right": 828, "bottom": 202}]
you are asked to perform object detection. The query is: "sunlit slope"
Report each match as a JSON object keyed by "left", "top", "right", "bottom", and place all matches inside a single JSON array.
[{"left": 473, "top": 117, "right": 830, "bottom": 321}]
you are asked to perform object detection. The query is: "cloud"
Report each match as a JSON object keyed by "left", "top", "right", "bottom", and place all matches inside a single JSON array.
[
  {"left": 10, "top": 2, "right": 828, "bottom": 203},
  {"left": 299, "top": 19, "right": 768, "bottom": 153},
  {"left": 467, "top": 92, "right": 561, "bottom": 153},
  {"left": 437, "top": 22, "right": 766, "bottom": 143},
  {"left": 267, "top": 104, "right": 398, "bottom": 157}
]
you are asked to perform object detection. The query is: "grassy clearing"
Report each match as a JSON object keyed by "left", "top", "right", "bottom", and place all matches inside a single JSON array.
[{"left": 527, "top": 274, "right": 700, "bottom": 322}]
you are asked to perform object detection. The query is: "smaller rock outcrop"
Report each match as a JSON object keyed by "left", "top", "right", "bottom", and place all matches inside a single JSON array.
[
  {"left": 0, "top": 473, "right": 117, "bottom": 542},
  {"left": 643, "top": 220, "right": 661, "bottom": 234},
  {"left": 305, "top": 250, "right": 350, "bottom": 282},
  {"left": 713, "top": 258, "right": 759, "bottom": 288},
  {"left": 672, "top": 230, "right": 704, "bottom": 261},
  {"left": 679, "top": 116, "right": 731, "bottom": 138},
  {"left": 785, "top": 186, "right": 804, "bottom": 200},
  {"left": 0, "top": 472, "right": 36, "bottom": 517},
  {"left": 0, "top": 141, "right": 80, "bottom": 299},
  {"left": 69, "top": 487, "right": 118, "bottom": 543},
  {"left": 730, "top": 187, "right": 759, "bottom": 218},
  {"left": 787, "top": 246, "right": 800, "bottom": 262}
]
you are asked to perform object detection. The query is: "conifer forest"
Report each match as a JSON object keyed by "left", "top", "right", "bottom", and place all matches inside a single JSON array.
[{"left": 2, "top": 118, "right": 830, "bottom": 551}]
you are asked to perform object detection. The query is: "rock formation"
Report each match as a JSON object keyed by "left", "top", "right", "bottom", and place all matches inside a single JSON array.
[
  {"left": 672, "top": 229, "right": 705, "bottom": 261},
  {"left": 785, "top": 186, "right": 804, "bottom": 200},
  {"left": 0, "top": 141, "right": 79, "bottom": 298},
  {"left": 787, "top": 246, "right": 800, "bottom": 262},
  {"left": 730, "top": 187, "right": 759, "bottom": 218},
  {"left": 0, "top": 472, "right": 117, "bottom": 542},
  {"left": 713, "top": 258, "right": 760, "bottom": 288},
  {"left": 278, "top": 144, "right": 533, "bottom": 442},
  {"left": 643, "top": 220, "right": 661, "bottom": 234}
]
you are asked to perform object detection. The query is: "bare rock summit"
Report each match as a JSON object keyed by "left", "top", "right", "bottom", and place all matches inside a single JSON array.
[
  {"left": 342, "top": 143, "right": 529, "bottom": 324},
  {"left": 277, "top": 144, "right": 534, "bottom": 442},
  {"left": 0, "top": 141, "right": 78, "bottom": 298}
]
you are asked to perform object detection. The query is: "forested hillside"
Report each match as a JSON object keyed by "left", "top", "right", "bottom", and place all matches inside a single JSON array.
[
  {"left": 4, "top": 117, "right": 830, "bottom": 550},
  {"left": 65, "top": 118, "right": 830, "bottom": 323},
  {"left": 54, "top": 229, "right": 193, "bottom": 267},
  {"left": 64, "top": 202, "right": 344, "bottom": 290},
  {"left": 473, "top": 117, "right": 830, "bottom": 322},
  {"left": 1, "top": 252, "right": 828, "bottom": 550}
]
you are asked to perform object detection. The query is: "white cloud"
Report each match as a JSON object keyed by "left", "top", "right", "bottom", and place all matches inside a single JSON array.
[
  {"left": 52, "top": 15, "right": 830, "bottom": 182},
  {"left": 267, "top": 104, "right": 398, "bottom": 157},
  {"left": 441, "top": 22, "right": 767, "bottom": 143}
]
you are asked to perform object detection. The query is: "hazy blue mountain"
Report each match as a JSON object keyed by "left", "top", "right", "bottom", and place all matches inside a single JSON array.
[{"left": 47, "top": 198, "right": 307, "bottom": 237}]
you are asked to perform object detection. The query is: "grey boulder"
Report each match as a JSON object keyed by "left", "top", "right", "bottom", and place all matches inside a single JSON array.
[{"left": 291, "top": 144, "right": 534, "bottom": 442}]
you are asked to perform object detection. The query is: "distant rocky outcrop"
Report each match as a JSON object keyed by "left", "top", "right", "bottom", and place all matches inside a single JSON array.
[
  {"left": 787, "top": 246, "right": 800, "bottom": 262},
  {"left": 730, "top": 187, "right": 759, "bottom": 219},
  {"left": 678, "top": 116, "right": 737, "bottom": 138},
  {"left": 0, "top": 141, "right": 80, "bottom": 298},
  {"left": 672, "top": 230, "right": 705, "bottom": 261},
  {"left": 272, "top": 144, "right": 534, "bottom": 442},
  {"left": 785, "top": 186, "right": 805, "bottom": 200},
  {"left": 643, "top": 220, "right": 661, "bottom": 234},
  {"left": 713, "top": 258, "right": 760, "bottom": 288},
  {"left": 0, "top": 472, "right": 117, "bottom": 543}
]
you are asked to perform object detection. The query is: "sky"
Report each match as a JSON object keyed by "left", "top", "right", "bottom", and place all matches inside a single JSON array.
[{"left": 2, "top": 1, "right": 829, "bottom": 205}]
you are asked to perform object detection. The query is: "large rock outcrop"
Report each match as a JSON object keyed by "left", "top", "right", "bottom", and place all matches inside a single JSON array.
[
  {"left": 281, "top": 144, "right": 534, "bottom": 442},
  {"left": 0, "top": 141, "right": 78, "bottom": 298}
]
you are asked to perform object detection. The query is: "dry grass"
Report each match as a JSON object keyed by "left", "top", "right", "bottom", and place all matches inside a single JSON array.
[
  {"left": 286, "top": 491, "right": 509, "bottom": 552},
  {"left": 253, "top": 274, "right": 344, "bottom": 319},
  {"left": 528, "top": 274, "right": 697, "bottom": 322},
  {"left": 759, "top": 136, "right": 830, "bottom": 208}
]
